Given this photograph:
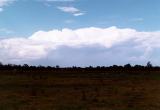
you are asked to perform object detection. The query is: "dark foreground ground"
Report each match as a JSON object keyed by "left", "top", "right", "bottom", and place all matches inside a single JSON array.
[{"left": 0, "top": 70, "right": 160, "bottom": 110}]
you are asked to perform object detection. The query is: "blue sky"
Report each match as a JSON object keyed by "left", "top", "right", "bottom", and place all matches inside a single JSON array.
[
  {"left": 1, "top": 0, "right": 160, "bottom": 37},
  {"left": 0, "top": 0, "right": 160, "bottom": 66}
]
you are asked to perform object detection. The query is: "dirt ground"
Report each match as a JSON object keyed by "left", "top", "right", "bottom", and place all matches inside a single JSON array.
[{"left": 0, "top": 71, "right": 160, "bottom": 110}]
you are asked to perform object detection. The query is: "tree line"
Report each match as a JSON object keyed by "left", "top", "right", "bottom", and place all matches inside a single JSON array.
[{"left": 0, "top": 61, "right": 159, "bottom": 71}]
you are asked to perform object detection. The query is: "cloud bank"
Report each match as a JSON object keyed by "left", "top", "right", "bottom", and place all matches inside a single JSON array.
[{"left": 0, "top": 26, "right": 160, "bottom": 66}]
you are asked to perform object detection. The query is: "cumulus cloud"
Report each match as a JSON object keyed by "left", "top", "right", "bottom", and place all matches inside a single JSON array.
[
  {"left": 57, "top": 6, "right": 85, "bottom": 16},
  {"left": 0, "top": 38, "right": 48, "bottom": 60},
  {"left": 0, "top": 0, "right": 15, "bottom": 12},
  {"left": 0, "top": 26, "right": 160, "bottom": 66},
  {"left": 29, "top": 27, "right": 137, "bottom": 48}
]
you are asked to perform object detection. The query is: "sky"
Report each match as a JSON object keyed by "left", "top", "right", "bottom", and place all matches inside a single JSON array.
[{"left": 0, "top": 0, "right": 160, "bottom": 66}]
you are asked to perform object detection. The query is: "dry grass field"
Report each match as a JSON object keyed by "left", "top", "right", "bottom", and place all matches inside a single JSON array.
[{"left": 0, "top": 70, "right": 160, "bottom": 110}]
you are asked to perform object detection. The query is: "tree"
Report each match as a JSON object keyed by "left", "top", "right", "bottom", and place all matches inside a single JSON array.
[
  {"left": 23, "top": 64, "right": 29, "bottom": 67},
  {"left": 56, "top": 65, "right": 60, "bottom": 68},
  {"left": 124, "top": 64, "right": 132, "bottom": 68},
  {"left": 0, "top": 62, "right": 3, "bottom": 67},
  {"left": 147, "top": 61, "right": 152, "bottom": 68},
  {"left": 0, "top": 62, "right": 3, "bottom": 69}
]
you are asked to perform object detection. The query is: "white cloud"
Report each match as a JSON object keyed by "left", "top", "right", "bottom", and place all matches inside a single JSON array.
[
  {"left": 0, "top": 28, "right": 14, "bottom": 34},
  {"left": 0, "top": 8, "right": 3, "bottom": 12},
  {"left": 58, "top": 6, "right": 79, "bottom": 13},
  {"left": 0, "top": 0, "right": 16, "bottom": 12},
  {"left": 130, "top": 18, "right": 144, "bottom": 22},
  {"left": 57, "top": 6, "right": 85, "bottom": 16},
  {"left": 1, "top": 26, "right": 160, "bottom": 65},
  {"left": 0, "top": 0, "right": 13, "bottom": 7},
  {"left": 0, "top": 38, "right": 50, "bottom": 62},
  {"left": 64, "top": 19, "right": 74, "bottom": 23},
  {"left": 45, "top": 0, "right": 75, "bottom": 2},
  {"left": 28, "top": 26, "right": 136, "bottom": 48},
  {"left": 73, "top": 12, "right": 85, "bottom": 16}
]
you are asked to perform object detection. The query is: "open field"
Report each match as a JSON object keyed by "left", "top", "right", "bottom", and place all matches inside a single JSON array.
[{"left": 0, "top": 70, "right": 160, "bottom": 110}]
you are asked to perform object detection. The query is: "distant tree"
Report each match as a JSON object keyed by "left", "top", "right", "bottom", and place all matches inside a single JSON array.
[
  {"left": 147, "top": 61, "right": 152, "bottom": 68},
  {"left": 23, "top": 64, "right": 29, "bottom": 67},
  {"left": 96, "top": 66, "right": 101, "bottom": 69},
  {"left": 89, "top": 66, "right": 93, "bottom": 69},
  {"left": 0, "top": 62, "right": 2, "bottom": 66},
  {"left": 134, "top": 65, "right": 141, "bottom": 68},
  {"left": 112, "top": 65, "right": 118, "bottom": 68},
  {"left": 47, "top": 66, "right": 52, "bottom": 70},
  {"left": 124, "top": 64, "right": 132, "bottom": 68},
  {"left": 56, "top": 65, "right": 60, "bottom": 68},
  {"left": 0, "top": 62, "right": 3, "bottom": 69}
]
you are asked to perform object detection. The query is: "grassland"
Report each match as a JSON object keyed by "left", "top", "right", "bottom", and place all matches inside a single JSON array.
[{"left": 0, "top": 70, "right": 160, "bottom": 110}]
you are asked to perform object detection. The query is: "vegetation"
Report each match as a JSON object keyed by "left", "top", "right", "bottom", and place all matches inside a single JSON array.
[
  {"left": 0, "top": 62, "right": 160, "bottom": 110},
  {"left": 0, "top": 61, "right": 158, "bottom": 72}
]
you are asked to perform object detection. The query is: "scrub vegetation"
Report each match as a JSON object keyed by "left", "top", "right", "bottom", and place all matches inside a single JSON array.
[{"left": 0, "top": 62, "right": 160, "bottom": 110}]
